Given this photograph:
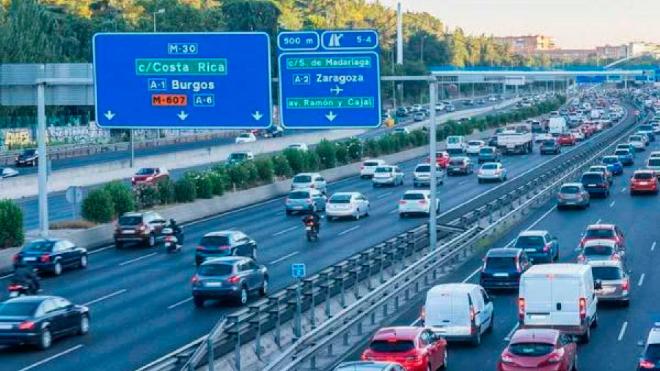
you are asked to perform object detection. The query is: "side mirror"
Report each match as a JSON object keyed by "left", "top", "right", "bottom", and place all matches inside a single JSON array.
[
  {"left": 594, "top": 279, "right": 603, "bottom": 290},
  {"left": 574, "top": 247, "right": 582, "bottom": 253}
]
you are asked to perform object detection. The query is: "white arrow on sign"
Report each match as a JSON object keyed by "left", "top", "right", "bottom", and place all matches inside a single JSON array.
[
  {"left": 325, "top": 111, "right": 337, "bottom": 122},
  {"left": 330, "top": 85, "right": 343, "bottom": 95},
  {"left": 104, "top": 110, "right": 115, "bottom": 120},
  {"left": 252, "top": 111, "right": 263, "bottom": 121},
  {"left": 177, "top": 111, "right": 189, "bottom": 121}
]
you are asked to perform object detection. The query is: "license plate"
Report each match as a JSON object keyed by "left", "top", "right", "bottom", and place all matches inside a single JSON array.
[
  {"left": 493, "top": 273, "right": 509, "bottom": 277},
  {"left": 588, "top": 184, "right": 597, "bottom": 187},
  {"left": 597, "top": 287, "right": 616, "bottom": 294},
  {"left": 524, "top": 248, "right": 536, "bottom": 252},
  {"left": 293, "top": 206, "right": 303, "bottom": 210},
  {"left": 530, "top": 314, "right": 547, "bottom": 320},
  {"left": 23, "top": 257, "right": 36, "bottom": 262},
  {"left": 205, "top": 282, "right": 222, "bottom": 287},
  {"left": 122, "top": 230, "right": 135, "bottom": 234},
  {"left": 0, "top": 324, "right": 12, "bottom": 330},
  {"left": 305, "top": 226, "right": 312, "bottom": 231}
]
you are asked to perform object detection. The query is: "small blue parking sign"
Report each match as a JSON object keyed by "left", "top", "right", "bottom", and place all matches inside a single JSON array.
[{"left": 291, "top": 263, "right": 306, "bottom": 279}]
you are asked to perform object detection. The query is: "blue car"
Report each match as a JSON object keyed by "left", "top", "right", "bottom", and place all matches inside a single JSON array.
[
  {"left": 479, "top": 248, "right": 531, "bottom": 290},
  {"left": 602, "top": 155, "right": 624, "bottom": 175},
  {"left": 614, "top": 148, "right": 634, "bottom": 166},
  {"left": 514, "top": 230, "right": 559, "bottom": 263}
]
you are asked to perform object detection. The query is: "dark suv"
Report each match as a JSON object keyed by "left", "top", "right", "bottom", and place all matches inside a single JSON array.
[
  {"left": 479, "top": 248, "right": 531, "bottom": 290},
  {"left": 191, "top": 257, "right": 268, "bottom": 307},
  {"left": 113, "top": 211, "right": 167, "bottom": 249},
  {"left": 580, "top": 171, "right": 610, "bottom": 197},
  {"left": 195, "top": 231, "right": 257, "bottom": 266},
  {"left": 15, "top": 149, "right": 38, "bottom": 167}
]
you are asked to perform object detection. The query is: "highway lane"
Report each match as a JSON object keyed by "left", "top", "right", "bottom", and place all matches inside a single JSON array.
[
  {"left": 343, "top": 133, "right": 660, "bottom": 370},
  {"left": 0, "top": 116, "right": 584, "bottom": 371},
  {"left": 16, "top": 100, "right": 516, "bottom": 230}
]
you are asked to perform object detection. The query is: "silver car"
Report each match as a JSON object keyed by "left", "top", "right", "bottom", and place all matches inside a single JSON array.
[
  {"left": 557, "top": 182, "right": 590, "bottom": 209},
  {"left": 291, "top": 173, "right": 327, "bottom": 193},
  {"left": 334, "top": 361, "right": 405, "bottom": 371},
  {"left": 413, "top": 163, "right": 445, "bottom": 187},
  {"left": 325, "top": 192, "right": 370, "bottom": 220},
  {"left": 577, "top": 239, "right": 625, "bottom": 265},
  {"left": 477, "top": 162, "right": 507, "bottom": 183},
  {"left": 285, "top": 188, "right": 327, "bottom": 214},
  {"left": 372, "top": 165, "right": 404, "bottom": 187},
  {"left": 588, "top": 260, "right": 630, "bottom": 305}
]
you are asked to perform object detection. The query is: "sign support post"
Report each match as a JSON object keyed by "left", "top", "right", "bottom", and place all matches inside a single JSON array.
[
  {"left": 37, "top": 82, "right": 48, "bottom": 238},
  {"left": 429, "top": 79, "right": 438, "bottom": 250}
]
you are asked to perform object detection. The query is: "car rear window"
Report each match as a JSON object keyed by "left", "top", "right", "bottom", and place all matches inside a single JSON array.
[
  {"left": 515, "top": 236, "right": 544, "bottom": 248},
  {"left": 591, "top": 266, "right": 623, "bottom": 281},
  {"left": 481, "top": 164, "right": 498, "bottom": 170},
  {"left": 634, "top": 172, "right": 654, "bottom": 180},
  {"left": 447, "top": 137, "right": 460, "bottom": 144},
  {"left": 542, "top": 140, "right": 555, "bottom": 145},
  {"left": 364, "top": 161, "right": 380, "bottom": 167},
  {"left": 614, "top": 150, "right": 629, "bottom": 156},
  {"left": 480, "top": 148, "right": 494, "bottom": 154},
  {"left": 485, "top": 257, "right": 516, "bottom": 270},
  {"left": 198, "top": 264, "right": 233, "bottom": 276},
  {"left": 22, "top": 149, "right": 36, "bottom": 156},
  {"left": 118, "top": 216, "right": 142, "bottom": 226},
  {"left": 585, "top": 229, "right": 615, "bottom": 238},
  {"left": 293, "top": 175, "right": 312, "bottom": 183},
  {"left": 648, "top": 159, "right": 660, "bottom": 167},
  {"left": 229, "top": 153, "right": 247, "bottom": 160},
  {"left": 630, "top": 136, "right": 642, "bottom": 141},
  {"left": 0, "top": 301, "right": 39, "bottom": 316},
  {"left": 329, "top": 195, "right": 352, "bottom": 204},
  {"left": 581, "top": 174, "right": 604, "bottom": 183},
  {"left": 644, "top": 344, "right": 660, "bottom": 360},
  {"left": 239, "top": 133, "right": 251, "bottom": 138},
  {"left": 23, "top": 240, "right": 55, "bottom": 252},
  {"left": 415, "top": 165, "right": 431, "bottom": 172},
  {"left": 560, "top": 186, "right": 580, "bottom": 194},
  {"left": 136, "top": 168, "right": 156, "bottom": 175},
  {"left": 375, "top": 167, "right": 392, "bottom": 173},
  {"left": 509, "top": 343, "right": 554, "bottom": 357},
  {"left": 449, "top": 159, "right": 465, "bottom": 166},
  {"left": 403, "top": 193, "right": 426, "bottom": 200},
  {"left": 200, "top": 236, "right": 231, "bottom": 247},
  {"left": 288, "top": 191, "right": 310, "bottom": 199},
  {"left": 602, "top": 157, "right": 618, "bottom": 164},
  {"left": 368, "top": 340, "right": 415, "bottom": 353},
  {"left": 584, "top": 245, "right": 614, "bottom": 256},
  {"left": 468, "top": 141, "right": 482, "bottom": 146}
]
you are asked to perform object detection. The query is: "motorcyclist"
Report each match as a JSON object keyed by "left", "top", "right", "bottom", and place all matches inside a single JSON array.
[
  {"left": 12, "top": 264, "right": 40, "bottom": 293},
  {"left": 302, "top": 210, "right": 321, "bottom": 234},
  {"left": 168, "top": 218, "right": 183, "bottom": 244}
]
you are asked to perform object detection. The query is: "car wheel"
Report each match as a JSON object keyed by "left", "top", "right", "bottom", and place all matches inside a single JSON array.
[
  {"left": 251, "top": 248, "right": 257, "bottom": 261},
  {"left": 53, "top": 261, "right": 62, "bottom": 276},
  {"left": 441, "top": 349, "right": 448, "bottom": 369},
  {"left": 365, "top": 206, "right": 370, "bottom": 217},
  {"left": 478, "top": 178, "right": 482, "bottom": 184},
  {"left": 285, "top": 210, "right": 292, "bottom": 215},
  {"left": 259, "top": 277, "right": 269, "bottom": 296},
  {"left": 147, "top": 234, "right": 156, "bottom": 247},
  {"left": 78, "top": 314, "right": 90, "bottom": 335},
  {"left": 238, "top": 286, "right": 248, "bottom": 305},
  {"left": 115, "top": 241, "right": 123, "bottom": 250},
  {"left": 79, "top": 255, "right": 88, "bottom": 269},
  {"left": 487, "top": 312, "right": 494, "bottom": 333},
  {"left": 471, "top": 327, "right": 481, "bottom": 346},
  {"left": 581, "top": 325, "right": 591, "bottom": 344},
  {"left": 591, "top": 313, "right": 598, "bottom": 328},
  {"left": 399, "top": 212, "right": 406, "bottom": 218},
  {"left": 354, "top": 211, "right": 360, "bottom": 220},
  {"left": 573, "top": 354, "right": 579, "bottom": 371},
  {"left": 38, "top": 328, "right": 52, "bottom": 350},
  {"left": 427, "top": 365, "right": 432, "bottom": 371},
  {"left": 622, "top": 299, "right": 630, "bottom": 307},
  {"left": 193, "top": 296, "right": 205, "bottom": 308}
]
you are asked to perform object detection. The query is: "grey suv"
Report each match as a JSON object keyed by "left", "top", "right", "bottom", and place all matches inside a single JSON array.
[{"left": 191, "top": 257, "right": 268, "bottom": 307}]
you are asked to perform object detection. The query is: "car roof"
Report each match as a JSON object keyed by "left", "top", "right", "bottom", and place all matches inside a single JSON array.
[
  {"left": 332, "top": 192, "right": 359, "bottom": 197},
  {"left": 201, "top": 257, "right": 246, "bottom": 265},
  {"left": 587, "top": 259, "right": 624, "bottom": 268},
  {"left": 581, "top": 171, "right": 603, "bottom": 176},
  {"left": 486, "top": 248, "right": 522, "bottom": 257},
  {"left": 589, "top": 165, "right": 607, "bottom": 169},
  {"left": 510, "top": 328, "right": 559, "bottom": 344},
  {"left": 586, "top": 224, "right": 615, "bottom": 230},
  {"left": 404, "top": 189, "right": 430, "bottom": 195},
  {"left": 583, "top": 239, "right": 617, "bottom": 247},
  {"left": 428, "top": 283, "right": 479, "bottom": 295},
  {"left": 335, "top": 361, "right": 399, "bottom": 371},
  {"left": 372, "top": 327, "right": 421, "bottom": 341},
  {"left": 289, "top": 188, "right": 316, "bottom": 193},
  {"left": 121, "top": 212, "right": 144, "bottom": 217},
  {"left": 526, "top": 263, "right": 589, "bottom": 275},
  {"left": 634, "top": 169, "right": 656, "bottom": 174},
  {"left": 5, "top": 295, "right": 53, "bottom": 304},
  {"left": 364, "top": 159, "right": 386, "bottom": 164},
  {"left": 294, "top": 172, "right": 320, "bottom": 177},
  {"left": 647, "top": 327, "right": 660, "bottom": 345},
  {"left": 561, "top": 182, "right": 583, "bottom": 188},
  {"left": 518, "top": 230, "right": 548, "bottom": 237},
  {"left": 203, "top": 231, "right": 236, "bottom": 237}
]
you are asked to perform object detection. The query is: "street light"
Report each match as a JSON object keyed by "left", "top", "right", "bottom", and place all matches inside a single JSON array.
[
  {"left": 420, "top": 35, "right": 428, "bottom": 63},
  {"left": 152, "top": 8, "right": 165, "bottom": 33}
]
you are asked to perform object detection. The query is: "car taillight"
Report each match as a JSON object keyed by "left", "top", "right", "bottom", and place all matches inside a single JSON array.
[
  {"left": 518, "top": 298, "right": 525, "bottom": 321},
  {"left": 146, "top": 176, "right": 153, "bottom": 181},
  {"left": 545, "top": 351, "right": 562, "bottom": 364},
  {"left": 165, "top": 236, "right": 174, "bottom": 242},
  {"left": 611, "top": 254, "right": 621, "bottom": 261},
  {"left": 398, "top": 200, "right": 406, "bottom": 205},
  {"left": 228, "top": 275, "right": 240, "bottom": 284},
  {"left": 39, "top": 254, "right": 50, "bottom": 263},
  {"left": 418, "top": 200, "right": 427, "bottom": 205},
  {"left": 420, "top": 306, "right": 426, "bottom": 320},
  {"left": 639, "top": 360, "right": 655, "bottom": 369},
  {"left": 191, "top": 275, "right": 200, "bottom": 285},
  {"left": 360, "top": 165, "right": 364, "bottom": 170},
  {"left": 309, "top": 184, "right": 315, "bottom": 188},
  {"left": 579, "top": 297, "right": 587, "bottom": 320},
  {"left": 18, "top": 321, "right": 35, "bottom": 330},
  {"left": 12, "top": 254, "right": 19, "bottom": 263},
  {"left": 622, "top": 279, "right": 629, "bottom": 292},
  {"left": 196, "top": 246, "right": 205, "bottom": 251},
  {"left": 8, "top": 284, "right": 20, "bottom": 290},
  {"left": 577, "top": 255, "right": 586, "bottom": 263},
  {"left": 404, "top": 355, "right": 423, "bottom": 366},
  {"left": 136, "top": 224, "right": 146, "bottom": 232},
  {"left": 501, "top": 353, "right": 515, "bottom": 364},
  {"left": 543, "top": 244, "right": 551, "bottom": 252},
  {"left": 469, "top": 306, "right": 476, "bottom": 322}
]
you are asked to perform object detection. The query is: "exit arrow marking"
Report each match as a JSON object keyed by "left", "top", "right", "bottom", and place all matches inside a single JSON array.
[
  {"left": 177, "top": 111, "right": 189, "bottom": 121},
  {"left": 252, "top": 111, "right": 263, "bottom": 121},
  {"left": 325, "top": 111, "right": 337, "bottom": 122},
  {"left": 330, "top": 85, "right": 344, "bottom": 95},
  {"left": 104, "top": 110, "right": 115, "bottom": 120}
]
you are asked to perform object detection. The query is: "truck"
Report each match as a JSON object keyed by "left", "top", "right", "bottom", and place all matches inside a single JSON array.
[
  {"left": 548, "top": 117, "right": 568, "bottom": 135},
  {"left": 496, "top": 124, "right": 533, "bottom": 155}
]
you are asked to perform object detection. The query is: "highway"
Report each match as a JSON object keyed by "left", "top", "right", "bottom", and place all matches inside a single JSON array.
[
  {"left": 342, "top": 122, "right": 660, "bottom": 370},
  {"left": 15, "top": 99, "right": 516, "bottom": 231},
  {"left": 0, "top": 103, "right": 592, "bottom": 371}
]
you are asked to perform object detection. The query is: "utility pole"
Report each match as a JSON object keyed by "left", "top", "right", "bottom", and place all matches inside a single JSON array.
[
  {"left": 428, "top": 79, "right": 438, "bottom": 251},
  {"left": 37, "top": 82, "right": 48, "bottom": 238},
  {"left": 396, "top": 2, "right": 404, "bottom": 106}
]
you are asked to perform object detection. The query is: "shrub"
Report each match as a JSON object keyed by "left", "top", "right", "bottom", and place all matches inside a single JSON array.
[
  {"left": 302, "top": 151, "right": 320, "bottom": 171},
  {"left": 227, "top": 164, "right": 249, "bottom": 189},
  {"left": 335, "top": 143, "right": 348, "bottom": 165},
  {"left": 346, "top": 139, "right": 363, "bottom": 161},
  {"left": 255, "top": 158, "right": 274, "bottom": 183},
  {"left": 315, "top": 139, "right": 336, "bottom": 169},
  {"left": 272, "top": 155, "right": 292, "bottom": 178},
  {"left": 242, "top": 161, "right": 259, "bottom": 186},
  {"left": 102, "top": 181, "right": 135, "bottom": 217},
  {"left": 174, "top": 178, "right": 196, "bottom": 203},
  {"left": 136, "top": 185, "right": 160, "bottom": 208},
  {"left": 283, "top": 148, "right": 304, "bottom": 174},
  {"left": 195, "top": 175, "right": 213, "bottom": 199},
  {"left": 206, "top": 172, "right": 225, "bottom": 196},
  {"left": 157, "top": 178, "right": 176, "bottom": 204},
  {"left": 0, "top": 200, "right": 24, "bottom": 248},
  {"left": 364, "top": 139, "right": 379, "bottom": 157},
  {"left": 81, "top": 189, "right": 114, "bottom": 223}
]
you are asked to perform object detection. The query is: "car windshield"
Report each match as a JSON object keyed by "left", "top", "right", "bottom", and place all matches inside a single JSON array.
[
  {"left": 602, "top": 157, "right": 618, "bottom": 164},
  {"left": 591, "top": 266, "right": 623, "bottom": 280},
  {"left": 293, "top": 175, "right": 312, "bottom": 183},
  {"left": 480, "top": 148, "right": 494, "bottom": 154},
  {"left": 23, "top": 240, "right": 55, "bottom": 252},
  {"left": 136, "top": 168, "right": 156, "bottom": 175},
  {"left": 508, "top": 343, "right": 554, "bottom": 357},
  {"left": 200, "top": 236, "right": 231, "bottom": 247},
  {"left": 449, "top": 159, "right": 465, "bottom": 166},
  {"left": 542, "top": 140, "right": 555, "bottom": 145},
  {"left": 198, "top": 264, "right": 233, "bottom": 276},
  {"left": 648, "top": 159, "right": 660, "bottom": 167},
  {"left": 0, "top": 301, "right": 40, "bottom": 317},
  {"left": 364, "top": 161, "right": 380, "bottom": 167},
  {"left": 639, "top": 125, "right": 653, "bottom": 131},
  {"left": 584, "top": 245, "right": 614, "bottom": 256},
  {"left": 585, "top": 229, "right": 615, "bottom": 238},
  {"left": 630, "top": 136, "right": 642, "bottom": 141},
  {"left": 644, "top": 344, "right": 660, "bottom": 360},
  {"left": 581, "top": 174, "right": 603, "bottom": 183},
  {"left": 288, "top": 191, "right": 310, "bottom": 199},
  {"left": 560, "top": 186, "right": 580, "bottom": 194},
  {"left": 482, "top": 164, "right": 498, "bottom": 170},
  {"left": 614, "top": 150, "right": 629, "bottom": 156},
  {"left": 447, "top": 137, "right": 460, "bottom": 144},
  {"left": 375, "top": 167, "right": 392, "bottom": 173},
  {"left": 415, "top": 165, "right": 431, "bottom": 173},
  {"left": 239, "top": 133, "right": 251, "bottom": 138},
  {"left": 515, "top": 236, "right": 544, "bottom": 248},
  {"left": 635, "top": 173, "right": 654, "bottom": 180},
  {"left": 329, "top": 195, "right": 352, "bottom": 204},
  {"left": 485, "top": 256, "right": 516, "bottom": 270},
  {"left": 229, "top": 153, "right": 247, "bottom": 160},
  {"left": 468, "top": 141, "right": 482, "bottom": 146},
  {"left": 368, "top": 340, "right": 415, "bottom": 353},
  {"left": 118, "top": 215, "right": 142, "bottom": 226},
  {"left": 22, "top": 149, "right": 36, "bottom": 156},
  {"left": 403, "top": 193, "right": 426, "bottom": 200}
]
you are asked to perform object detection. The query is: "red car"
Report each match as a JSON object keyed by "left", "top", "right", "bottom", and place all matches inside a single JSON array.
[
  {"left": 630, "top": 170, "right": 659, "bottom": 195},
  {"left": 580, "top": 124, "right": 595, "bottom": 138},
  {"left": 497, "top": 329, "right": 578, "bottom": 371},
  {"left": 579, "top": 223, "right": 625, "bottom": 249},
  {"left": 131, "top": 167, "right": 169, "bottom": 186},
  {"left": 557, "top": 133, "right": 576, "bottom": 146},
  {"left": 361, "top": 327, "right": 447, "bottom": 371},
  {"left": 428, "top": 151, "right": 450, "bottom": 168}
]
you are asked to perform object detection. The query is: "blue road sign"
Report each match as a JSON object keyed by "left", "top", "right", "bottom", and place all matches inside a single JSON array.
[
  {"left": 93, "top": 33, "right": 272, "bottom": 129},
  {"left": 278, "top": 29, "right": 381, "bottom": 128},
  {"left": 576, "top": 75, "right": 606, "bottom": 84},
  {"left": 291, "top": 263, "right": 306, "bottom": 279}
]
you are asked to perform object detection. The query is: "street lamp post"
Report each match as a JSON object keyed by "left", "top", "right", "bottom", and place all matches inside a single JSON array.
[
  {"left": 152, "top": 8, "right": 165, "bottom": 33},
  {"left": 420, "top": 35, "right": 428, "bottom": 63}
]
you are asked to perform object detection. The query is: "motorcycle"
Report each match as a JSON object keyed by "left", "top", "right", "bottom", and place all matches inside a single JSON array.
[
  {"left": 8, "top": 282, "right": 37, "bottom": 298},
  {"left": 162, "top": 227, "right": 183, "bottom": 253},
  {"left": 305, "top": 222, "right": 319, "bottom": 242}
]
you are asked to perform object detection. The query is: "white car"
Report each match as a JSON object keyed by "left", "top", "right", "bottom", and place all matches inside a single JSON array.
[
  {"left": 465, "top": 140, "right": 485, "bottom": 156},
  {"left": 488, "top": 95, "right": 498, "bottom": 102},
  {"left": 291, "top": 173, "right": 327, "bottom": 193},
  {"left": 235, "top": 132, "right": 257, "bottom": 144},
  {"left": 477, "top": 162, "right": 507, "bottom": 183},
  {"left": 435, "top": 103, "right": 446, "bottom": 111},
  {"left": 413, "top": 163, "right": 445, "bottom": 187},
  {"left": 647, "top": 157, "right": 660, "bottom": 173},
  {"left": 571, "top": 130, "right": 585, "bottom": 142},
  {"left": 412, "top": 104, "right": 423, "bottom": 112},
  {"left": 1, "top": 167, "right": 19, "bottom": 178},
  {"left": 398, "top": 190, "right": 438, "bottom": 217},
  {"left": 287, "top": 143, "right": 308, "bottom": 152},
  {"left": 651, "top": 122, "right": 660, "bottom": 134},
  {"left": 393, "top": 127, "right": 410, "bottom": 134},
  {"left": 325, "top": 192, "right": 370, "bottom": 221},
  {"left": 372, "top": 165, "right": 404, "bottom": 187},
  {"left": 628, "top": 134, "right": 646, "bottom": 151},
  {"left": 360, "top": 159, "right": 387, "bottom": 178},
  {"left": 649, "top": 151, "right": 660, "bottom": 159}
]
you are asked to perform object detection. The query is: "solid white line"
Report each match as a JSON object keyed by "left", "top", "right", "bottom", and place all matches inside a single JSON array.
[
  {"left": 504, "top": 205, "right": 557, "bottom": 247},
  {"left": 0, "top": 273, "right": 13, "bottom": 279},
  {"left": 89, "top": 245, "right": 113, "bottom": 255},
  {"left": 609, "top": 201, "right": 616, "bottom": 208},
  {"left": 270, "top": 251, "right": 300, "bottom": 265},
  {"left": 463, "top": 267, "right": 482, "bottom": 283},
  {"left": 638, "top": 273, "right": 646, "bottom": 287},
  {"left": 652, "top": 241, "right": 656, "bottom": 251},
  {"left": 621, "top": 187, "right": 627, "bottom": 193},
  {"left": 595, "top": 218, "right": 602, "bottom": 224},
  {"left": 338, "top": 225, "right": 361, "bottom": 236},
  {"left": 18, "top": 344, "right": 84, "bottom": 371},
  {"left": 376, "top": 191, "right": 393, "bottom": 199},
  {"left": 83, "top": 289, "right": 127, "bottom": 306},
  {"left": 504, "top": 323, "right": 519, "bottom": 341},
  {"left": 272, "top": 225, "right": 298, "bottom": 237},
  {"left": 167, "top": 297, "right": 193, "bottom": 310},
  {"left": 118, "top": 252, "right": 157, "bottom": 266},
  {"left": 617, "top": 321, "right": 628, "bottom": 341}
]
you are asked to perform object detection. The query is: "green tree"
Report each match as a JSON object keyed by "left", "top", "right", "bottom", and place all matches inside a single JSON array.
[
  {"left": 102, "top": 181, "right": 135, "bottom": 217},
  {"left": 0, "top": 199, "right": 23, "bottom": 248},
  {"left": 81, "top": 189, "right": 114, "bottom": 223}
]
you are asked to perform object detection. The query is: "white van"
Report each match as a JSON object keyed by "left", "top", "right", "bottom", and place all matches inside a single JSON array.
[
  {"left": 422, "top": 283, "right": 494, "bottom": 346},
  {"left": 445, "top": 136, "right": 466, "bottom": 155},
  {"left": 548, "top": 117, "right": 568, "bottom": 135},
  {"left": 518, "top": 264, "right": 599, "bottom": 343}
]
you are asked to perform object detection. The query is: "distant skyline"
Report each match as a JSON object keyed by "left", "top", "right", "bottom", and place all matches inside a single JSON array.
[{"left": 376, "top": 0, "right": 659, "bottom": 49}]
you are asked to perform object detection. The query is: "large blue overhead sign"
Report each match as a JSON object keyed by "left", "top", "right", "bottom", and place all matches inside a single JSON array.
[
  {"left": 278, "top": 30, "right": 381, "bottom": 128},
  {"left": 93, "top": 33, "right": 272, "bottom": 129}
]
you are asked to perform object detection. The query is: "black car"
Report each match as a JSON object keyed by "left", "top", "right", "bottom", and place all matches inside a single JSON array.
[
  {"left": 479, "top": 248, "right": 531, "bottom": 290},
  {"left": 540, "top": 139, "right": 561, "bottom": 155},
  {"left": 447, "top": 157, "right": 473, "bottom": 175},
  {"left": 395, "top": 107, "right": 408, "bottom": 118},
  {"left": 15, "top": 149, "right": 38, "bottom": 167},
  {"left": 0, "top": 296, "right": 89, "bottom": 350},
  {"left": 487, "top": 135, "right": 498, "bottom": 147},
  {"left": 114, "top": 211, "right": 167, "bottom": 249},
  {"left": 13, "top": 239, "right": 87, "bottom": 276},
  {"left": 580, "top": 171, "right": 610, "bottom": 197},
  {"left": 195, "top": 231, "right": 257, "bottom": 266},
  {"left": 191, "top": 257, "right": 268, "bottom": 307},
  {"left": 263, "top": 125, "right": 284, "bottom": 138}
]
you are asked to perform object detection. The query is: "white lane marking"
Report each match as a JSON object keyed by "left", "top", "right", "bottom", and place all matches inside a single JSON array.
[
  {"left": 118, "top": 252, "right": 157, "bottom": 266},
  {"left": 621, "top": 187, "right": 627, "bottom": 193},
  {"left": 338, "top": 225, "right": 361, "bottom": 236},
  {"left": 83, "top": 289, "right": 127, "bottom": 306},
  {"left": 272, "top": 225, "right": 298, "bottom": 237},
  {"left": 457, "top": 180, "right": 468, "bottom": 186},
  {"left": 0, "top": 273, "right": 13, "bottom": 279},
  {"left": 18, "top": 344, "right": 84, "bottom": 371},
  {"left": 504, "top": 205, "right": 557, "bottom": 247},
  {"left": 504, "top": 323, "right": 519, "bottom": 341},
  {"left": 638, "top": 273, "right": 646, "bottom": 287},
  {"left": 463, "top": 267, "right": 481, "bottom": 283},
  {"left": 652, "top": 241, "right": 656, "bottom": 251},
  {"left": 270, "top": 251, "right": 300, "bottom": 265},
  {"left": 168, "top": 297, "right": 193, "bottom": 310},
  {"left": 89, "top": 245, "right": 113, "bottom": 255},
  {"left": 618, "top": 321, "right": 628, "bottom": 341},
  {"left": 609, "top": 201, "right": 616, "bottom": 208},
  {"left": 595, "top": 218, "right": 602, "bottom": 224},
  {"left": 377, "top": 191, "right": 393, "bottom": 199},
  {"left": 389, "top": 208, "right": 399, "bottom": 214}
]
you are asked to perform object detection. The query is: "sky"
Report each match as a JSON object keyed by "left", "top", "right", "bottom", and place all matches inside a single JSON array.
[{"left": 376, "top": 0, "right": 659, "bottom": 49}]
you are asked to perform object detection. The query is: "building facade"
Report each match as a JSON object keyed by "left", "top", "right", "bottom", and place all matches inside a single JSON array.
[{"left": 494, "top": 35, "right": 556, "bottom": 54}]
